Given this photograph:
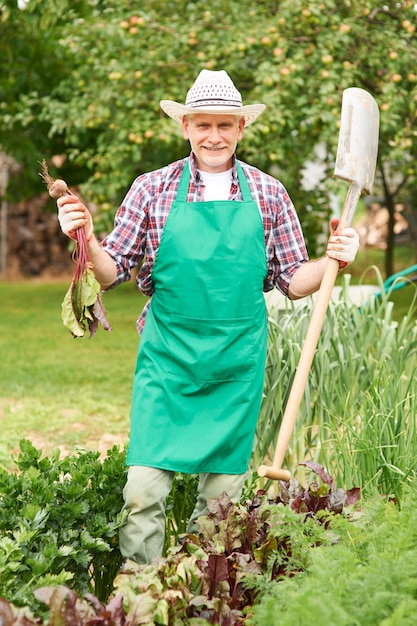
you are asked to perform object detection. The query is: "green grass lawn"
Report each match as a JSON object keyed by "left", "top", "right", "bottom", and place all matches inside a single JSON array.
[{"left": 0, "top": 279, "right": 147, "bottom": 468}]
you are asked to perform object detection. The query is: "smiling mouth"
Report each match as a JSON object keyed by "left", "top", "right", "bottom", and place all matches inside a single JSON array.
[{"left": 203, "top": 146, "right": 225, "bottom": 152}]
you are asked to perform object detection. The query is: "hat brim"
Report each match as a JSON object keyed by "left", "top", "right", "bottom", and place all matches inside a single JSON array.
[{"left": 160, "top": 100, "right": 266, "bottom": 126}]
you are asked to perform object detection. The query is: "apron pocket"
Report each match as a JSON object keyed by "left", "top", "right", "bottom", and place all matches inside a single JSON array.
[{"left": 166, "top": 314, "right": 256, "bottom": 383}]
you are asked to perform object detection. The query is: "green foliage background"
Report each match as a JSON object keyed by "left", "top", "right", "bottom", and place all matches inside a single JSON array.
[{"left": 1, "top": 0, "right": 416, "bottom": 257}]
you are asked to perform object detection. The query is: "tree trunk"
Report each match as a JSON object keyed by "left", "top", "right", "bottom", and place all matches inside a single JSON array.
[{"left": 379, "top": 163, "right": 395, "bottom": 277}]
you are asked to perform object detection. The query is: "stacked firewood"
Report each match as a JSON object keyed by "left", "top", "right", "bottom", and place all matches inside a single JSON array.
[{"left": 5, "top": 193, "right": 73, "bottom": 278}]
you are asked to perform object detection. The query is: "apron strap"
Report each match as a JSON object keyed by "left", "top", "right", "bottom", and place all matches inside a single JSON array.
[
  {"left": 176, "top": 158, "right": 255, "bottom": 203},
  {"left": 176, "top": 159, "right": 192, "bottom": 202},
  {"left": 236, "top": 162, "right": 254, "bottom": 202}
]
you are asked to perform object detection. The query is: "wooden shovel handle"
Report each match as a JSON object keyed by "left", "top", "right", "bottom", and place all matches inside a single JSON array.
[{"left": 258, "top": 184, "right": 361, "bottom": 481}]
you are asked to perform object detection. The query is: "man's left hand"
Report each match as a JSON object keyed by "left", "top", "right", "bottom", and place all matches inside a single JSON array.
[{"left": 326, "top": 218, "right": 360, "bottom": 268}]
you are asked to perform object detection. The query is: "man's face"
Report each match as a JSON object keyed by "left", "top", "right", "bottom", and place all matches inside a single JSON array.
[{"left": 182, "top": 113, "right": 245, "bottom": 173}]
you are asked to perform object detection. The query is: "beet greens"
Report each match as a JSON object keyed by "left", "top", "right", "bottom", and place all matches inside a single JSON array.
[{"left": 61, "top": 227, "right": 111, "bottom": 338}]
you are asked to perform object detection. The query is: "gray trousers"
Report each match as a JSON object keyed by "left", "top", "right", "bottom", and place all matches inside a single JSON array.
[{"left": 119, "top": 466, "right": 246, "bottom": 564}]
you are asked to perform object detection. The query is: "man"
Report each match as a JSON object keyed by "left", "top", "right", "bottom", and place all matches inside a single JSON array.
[{"left": 57, "top": 69, "right": 359, "bottom": 564}]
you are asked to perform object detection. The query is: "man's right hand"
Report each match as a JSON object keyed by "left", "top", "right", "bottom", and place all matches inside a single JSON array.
[{"left": 57, "top": 195, "right": 94, "bottom": 241}]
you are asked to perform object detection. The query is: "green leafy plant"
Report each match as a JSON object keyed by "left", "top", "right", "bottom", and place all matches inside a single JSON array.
[
  {"left": 0, "top": 462, "right": 359, "bottom": 624},
  {"left": 164, "top": 472, "right": 199, "bottom": 555},
  {"left": 0, "top": 440, "right": 127, "bottom": 612}
]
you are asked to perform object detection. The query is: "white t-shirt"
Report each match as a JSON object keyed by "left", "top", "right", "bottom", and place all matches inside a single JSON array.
[{"left": 198, "top": 168, "right": 233, "bottom": 201}]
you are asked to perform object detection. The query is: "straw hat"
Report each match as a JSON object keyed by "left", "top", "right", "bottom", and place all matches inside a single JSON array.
[{"left": 160, "top": 70, "right": 266, "bottom": 126}]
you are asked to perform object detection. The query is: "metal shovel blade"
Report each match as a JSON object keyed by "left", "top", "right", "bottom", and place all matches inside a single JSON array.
[{"left": 334, "top": 87, "right": 379, "bottom": 198}]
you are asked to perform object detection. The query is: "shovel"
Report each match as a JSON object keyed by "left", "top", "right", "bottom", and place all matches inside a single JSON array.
[{"left": 258, "top": 87, "right": 379, "bottom": 482}]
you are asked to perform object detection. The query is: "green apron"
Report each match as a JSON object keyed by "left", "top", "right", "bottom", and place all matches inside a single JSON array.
[{"left": 126, "top": 160, "right": 268, "bottom": 474}]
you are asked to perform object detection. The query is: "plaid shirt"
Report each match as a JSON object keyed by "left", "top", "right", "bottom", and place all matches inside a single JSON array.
[{"left": 102, "top": 152, "right": 308, "bottom": 334}]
